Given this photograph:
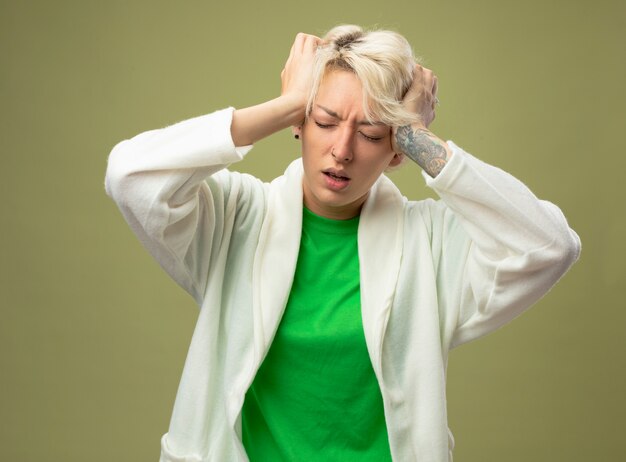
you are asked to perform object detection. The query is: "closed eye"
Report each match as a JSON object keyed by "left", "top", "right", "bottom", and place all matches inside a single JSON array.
[
  {"left": 360, "top": 132, "right": 383, "bottom": 142},
  {"left": 315, "top": 119, "right": 383, "bottom": 142}
]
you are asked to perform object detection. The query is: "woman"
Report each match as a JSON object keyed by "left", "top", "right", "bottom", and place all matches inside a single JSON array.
[{"left": 105, "top": 25, "right": 580, "bottom": 462}]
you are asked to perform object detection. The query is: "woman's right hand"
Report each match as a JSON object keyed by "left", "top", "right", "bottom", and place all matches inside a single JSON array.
[
  {"left": 231, "top": 33, "right": 321, "bottom": 146},
  {"left": 280, "top": 33, "right": 323, "bottom": 125}
]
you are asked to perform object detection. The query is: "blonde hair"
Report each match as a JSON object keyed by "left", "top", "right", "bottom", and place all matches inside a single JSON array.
[{"left": 306, "top": 25, "right": 421, "bottom": 127}]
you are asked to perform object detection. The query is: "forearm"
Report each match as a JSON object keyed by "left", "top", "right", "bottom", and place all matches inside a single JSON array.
[
  {"left": 394, "top": 124, "right": 453, "bottom": 178},
  {"left": 426, "top": 141, "right": 581, "bottom": 261},
  {"left": 231, "top": 94, "right": 304, "bottom": 146},
  {"left": 106, "top": 108, "right": 249, "bottom": 235},
  {"left": 425, "top": 143, "right": 580, "bottom": 347},
  {"left": 106, "top": 108, "right": 258, "bottom": 301}
]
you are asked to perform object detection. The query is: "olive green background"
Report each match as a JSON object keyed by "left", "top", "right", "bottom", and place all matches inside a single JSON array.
[{"left": 2, "top": 0, "right": 624, "bottom": 460}]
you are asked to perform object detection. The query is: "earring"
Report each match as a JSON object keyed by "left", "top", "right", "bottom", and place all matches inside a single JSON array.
[{"left": 294, "top": 134, "right": 299, "bottom": 140}]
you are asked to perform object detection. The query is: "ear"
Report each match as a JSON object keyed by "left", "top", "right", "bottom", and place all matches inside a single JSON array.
[
  {"left": 292, "top": 125, "right": 302, "bottom": 139},
  {"left": 388, "top": 152, "right": 404, "bottom": 168}
]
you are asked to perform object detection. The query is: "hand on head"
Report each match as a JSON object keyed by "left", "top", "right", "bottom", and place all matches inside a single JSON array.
[
  {"left": 402, "top": 64, "right": 439, "bottom": 130},
  {"left": 281, "top": 33, "right": 323, "bottom": 125},
  {"left": 280, "top": 30, "right": 440, "bottom": 162}
]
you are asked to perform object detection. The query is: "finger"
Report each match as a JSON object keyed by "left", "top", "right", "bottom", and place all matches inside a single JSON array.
[
  {"left": 295, "top": 32, "right": 306, "bottom": 52},
  {"left": 414, "top": 64, "right": 424, "bottom": 80},
  {"left": 423, "top": 68, "right": 435, "bottom": 88},
  {"left": 290, "top": 34, "right": 299, "bottom": 56},
  {"left": 303, "top": 34, "right": 322, "bottom": 55},
  {"left": 287, "top": 33, "right": 310, "bottom": 64},
  {"left": 407, "top": 65, "right": 424, "bottom": 97},
  {"left": 284, "top": 37, "right": 297, "bottom": 66},
  {"left": 296, "top": 33, "right": 318, "bottom": 53}
]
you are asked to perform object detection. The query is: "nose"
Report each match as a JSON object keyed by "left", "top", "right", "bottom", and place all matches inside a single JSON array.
[{"left": 331, "top": 126, "right": 353, "bottom": 163}]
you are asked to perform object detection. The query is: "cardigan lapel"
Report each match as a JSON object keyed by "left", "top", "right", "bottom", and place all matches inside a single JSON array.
[
  {"left": 251, "top": 159, "right": 304, "bottom": 362},
  {"left": 251, "top": 161, "right": 405, "bottom": 378},
  {"left": 358, "top": 174, "right": 406, "bottom": 377}
]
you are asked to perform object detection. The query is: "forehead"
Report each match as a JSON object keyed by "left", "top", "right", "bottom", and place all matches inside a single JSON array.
[
  {"left": 315, "top": 70, "right": 365, "bottom": 116},
  {"left": 314, "top": 70, "right": 387, "bottom": 127}
]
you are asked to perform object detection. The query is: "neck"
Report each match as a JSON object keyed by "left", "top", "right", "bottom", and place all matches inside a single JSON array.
[{"left": 302, "top": 193, "right": 367, "bottom": 220}]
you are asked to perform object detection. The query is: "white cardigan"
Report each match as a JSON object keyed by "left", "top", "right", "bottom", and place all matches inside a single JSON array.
[{"left": 105, "top": 108, "right": 580, "bottom": 462}]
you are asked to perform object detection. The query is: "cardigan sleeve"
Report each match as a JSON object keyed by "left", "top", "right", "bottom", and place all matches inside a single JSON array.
[
  {"left": 104, "top": 108, "right": 257, "bottom": 304},
  {"left": 424, "top": 141, "right": 581, "bottom": 348}
]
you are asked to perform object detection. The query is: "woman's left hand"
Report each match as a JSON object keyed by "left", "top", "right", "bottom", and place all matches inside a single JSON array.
[
  {"left": 392, "top": 64, "right": 451, "bottom": 178},
  {"left": 401, "top": 64, "right": 439, "bottom": 130},
  {"left": 280, "top": 33, "right": 323, "bottom": 125}
]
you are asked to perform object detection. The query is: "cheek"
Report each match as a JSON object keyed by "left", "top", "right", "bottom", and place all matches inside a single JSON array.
[
  {"left": 301, "top": 141, "right": 322, "bottom": 181},
  {"left": 364, "top": 148, "right": 395, "bottom": 172},
  {"left": 301, "top": 137, "right": 330, "bottom": 169}
]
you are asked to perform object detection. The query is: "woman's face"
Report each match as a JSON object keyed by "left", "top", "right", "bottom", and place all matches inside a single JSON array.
[{"left": 300, "top": 70, "right": 401, "bottom": 220}]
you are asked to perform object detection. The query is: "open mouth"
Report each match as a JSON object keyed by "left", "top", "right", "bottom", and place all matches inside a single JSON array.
[
  {"left": 322, "top": 170, "right": 351, "bottom": 191},
  {"left": 323, "top": 171, "right": 350, "bottom": 182}
]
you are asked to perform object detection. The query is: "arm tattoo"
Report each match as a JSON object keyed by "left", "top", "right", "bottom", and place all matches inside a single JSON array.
[{"left": 395, "top": 125, "right": 449, "bottom": 177}]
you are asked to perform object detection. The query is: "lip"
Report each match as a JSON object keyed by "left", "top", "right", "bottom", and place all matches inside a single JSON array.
[
  {"left": 322, "top": 169, "right": 351, "bottom": 191},
  {"left": 322, "top": 168, "right": 350, "bottom": 180}
]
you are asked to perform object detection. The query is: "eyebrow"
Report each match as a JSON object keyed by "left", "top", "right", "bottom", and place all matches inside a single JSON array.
[{"left": 315, "top": 104, "right": 379, "bottom": 126}]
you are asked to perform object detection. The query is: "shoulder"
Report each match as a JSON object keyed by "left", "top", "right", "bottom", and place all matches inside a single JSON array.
[
  {"left": 202, "top": 169, "right": 270, "bottom": 223},
  {"left": 403, "top": 197, "right": 468, "bottom": 247},
  {"left": 404, "top": 196, "right": 445, "bottom": 227}
]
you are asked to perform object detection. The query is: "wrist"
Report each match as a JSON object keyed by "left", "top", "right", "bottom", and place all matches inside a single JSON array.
[
  {"left": 231, "top": 94, "right": 307, "bottom": 146},
  {"left": 393, "top": 124, "right": 452, "bottom": 178},
  {"left": 276, "top": 93, "right": 308, "bottom": 127}
]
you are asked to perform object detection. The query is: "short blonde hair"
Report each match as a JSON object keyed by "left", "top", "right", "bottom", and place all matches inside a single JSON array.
[{"left": 306, "top": 25, "right": 421, "bottom": 127}]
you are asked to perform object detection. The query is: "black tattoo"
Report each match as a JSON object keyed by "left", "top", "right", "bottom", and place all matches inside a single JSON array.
[{"left": 395, "top": 125, "right": 449, "bottom": 177}]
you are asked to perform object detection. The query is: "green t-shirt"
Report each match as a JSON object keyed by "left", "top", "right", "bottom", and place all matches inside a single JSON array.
[{"left": 242, "top": 207, "right": 392, "bottom": 461}]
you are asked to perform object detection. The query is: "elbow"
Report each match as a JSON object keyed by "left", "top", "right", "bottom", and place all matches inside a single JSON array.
[
  {"left": 546, "top": 203, "right": 581, "bottom": 273},
  {"left": 542, "top": 227, "right": 581, "bottom": 281},
  {"left": 507, "top": 226, "right": 581, "bottom": 287},
  {"left": 104, "top": 139, "right": 134, "bottom": 203},
  {"left": 558, "top": 227, "right": 581, "bottom": 270}
]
